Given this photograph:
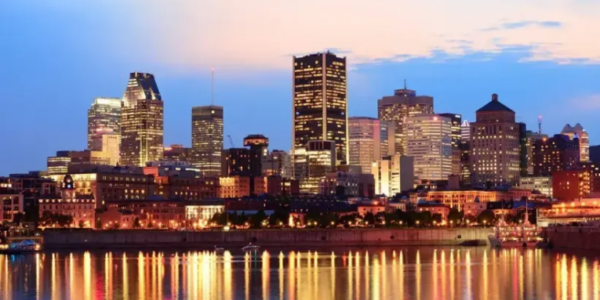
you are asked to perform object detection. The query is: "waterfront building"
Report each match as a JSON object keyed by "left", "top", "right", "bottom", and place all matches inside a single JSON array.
[
  {"left": 553, "top": 169, "right": 591, "bottom": 201},
  {"left": 371, "top": 154, "right": 414, "bottom": 196},
  {"left": 301, "top": 140, "right": 336, "bottom": 194},
  {"left": 439, "top": 113, "right": 462, "bottom": 176},
  {"left": 120, "top": 72, "right": 164, "bottom": 167},
  {"left": 0, "top": 189, "right": 24, "bottom": 223},
  {"left": 405, "top": 114, "right": 452, "bottom": 181},
  {"left": 38, "top": 175, "right": 95, "bottom": 228},
  {"left": 143, "top": 163, "right": 218, "bottom": 200},
  {"left": 87, "top": 97, "right": 121, "bottom": 151},
  {"left": 579, "top": 161, "right": 600, "bottom": 193},
  {"left": 348, "top": 117, "right": 381, "bottom": 174},
  {"left": 292, "top": 51, "right": 348, "bottom": 174},
  {"left": 244, "top": 135, "right": 269, "bottom": 177},
  {"left": 532, "top": 134, "right": 580, "bottom": 176},
  {"left": 416, "top": 203, "right": 451, "bottom": 222},
  {"left": 377, "top": 87, "right": 434, "bottom": 155},
  {"left": 538, "top": 199, "right": 600, "bottom": 226},
  {"left": 219, "top": 176, "right": 266, "bottom": 198},
  {"left": 191, "top": 105, "right": 224, "bottom": 176},
  {"left": 319, "top": 171, "right": 375, "bottom": 197},
  {"left": 416, "top": 189, "right": 532, "bottom": 210},
  {"left": 562, "top": 123, "right": 590, "bottom": 162},
  {"left": 262, "top": 150, "right": 292, "bottom": 178},
  {"left": 470, "top": 94, "right": 522, "bottom": 185},
  {"left": 519, "top": 176, "right": 553, "bottom": 197}
]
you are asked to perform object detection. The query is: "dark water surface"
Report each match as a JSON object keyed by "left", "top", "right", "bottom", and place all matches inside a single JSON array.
[{"left": 0, "top": 247, "right": 598, "bottom": 300}]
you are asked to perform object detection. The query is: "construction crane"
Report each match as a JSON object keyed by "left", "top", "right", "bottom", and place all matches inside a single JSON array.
[{"left": 227, "top": 135, "right": 235, "bottom": 148}]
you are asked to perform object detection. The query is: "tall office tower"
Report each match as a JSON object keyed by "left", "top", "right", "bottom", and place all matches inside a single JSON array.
[
  {"left": 562, "top": 123, "right": 590, "bottom": 162},
  {"left": 461, "top": 120, "right": 470, "bottom": 142},
  {"left": 525, "top": 131, "right": 548, "bottom": 175},
  {"left": 292, "top": 51, "right": 348, "bottom": 177},
  {"left": 222, "top": 148, "right": 251, "bottom": 176},
  {"left": 348, "top": 117, "right": 381, "bottom": 173},
  {"left": 532, "top": 134, "right": 580, "bottom": 176},
  {"left": 405, "top": 114, "right": 452, "bottom": 181},
  {"left": 89, "top": 132, "right": 120, "bottom": 165},
  {"left": 371, "top": 154, "right": 414, "bottom": 196},
  {"left": 191, "top": 106, "right": 224, "bottom": 177},
  {"left": 470, "top": 94, "right": 521, "bottom": 185},
  {"left": 379, "top": 121, "right": 396, "bottom": 158},
  {"left": 244, "top": 134, "right": 269, "bottom": 177},
  {"left": 439, "top": 113, "right": 462, "bottom": 175},
  {"left": 301, "top": 140, "right": 336, "bottom": 194},
  {"left": 459, "top": 141, "right": 471, "bottom": 184},
  {"left": 120, "top": 72, "right": 164, "bottom": 167},
  {"left": 87, "top": 97, "right": 121, "bottom": 151},
  {"left": 377, "top": 87, "right": 434, "bottom": 155},
  {"left": 262, "top": 150, "right": 292, "bottom": 177}
]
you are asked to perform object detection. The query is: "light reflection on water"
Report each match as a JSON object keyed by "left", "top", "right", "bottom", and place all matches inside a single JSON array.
[{"left": 0, "top": 248, "right": 598, "bottom": 300}]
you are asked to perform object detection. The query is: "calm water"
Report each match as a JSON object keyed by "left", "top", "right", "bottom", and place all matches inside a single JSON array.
[{"left": 0, "top": 247, "right": 598, "bottom": 300}]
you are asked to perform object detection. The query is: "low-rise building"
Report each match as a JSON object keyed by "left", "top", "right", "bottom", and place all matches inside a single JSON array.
[
  {"left": 38, "top": 175, "right": 95, "bottom": 228},
  {"left": 0, "top": 189, "right": 24, "bottom": 223},
  {"left": 320, "top": 172, "right": 375, "bottom": 197},
  {"left": 519, "top": 176, "right": 552, "bottom": 197},
  {"left": 416, "top": 203, "right": 451, "bottom": 221},
  {"left": 417, "top": 189, "right": 532, "bottom": 210},
  {"left": 538, "top": 199, "right": 600, "bottom": 227},
  {"left": 553, "top": 169, "right": 591, "bottom": 201}
]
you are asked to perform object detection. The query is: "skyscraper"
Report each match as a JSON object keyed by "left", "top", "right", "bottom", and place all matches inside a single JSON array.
[
  {"left": 348, "top": 117, "right": 381, "bottom": 173},
  {"left": 470, "top": 94, "right": 521, "bottom": 185},
  {"left": 561, "top": 123, "right": 590, "bottom": 162},
  {"left": 292, "top": 51, "right": 348, "bottom": 176},
  {"left": 120, "top": 72, "right": 164, "bottom": 167},
  {"left": 405, "top": 114, "right": 453, "bottom": 181},
  {"left": 532, "top": 134, "right": 580, "bottom": 176},
  {"left": 371, "top": 154, "right": 414, "bottom": 196},
  {"left": 439, "top": 113, "right": 462, "bottom": 176},
  {"left": 461, "top": 120, "right": 470, "bottom": 142},
  {"left": 191, "top": 106, "right": 223, "bottom": 177},
  {"left": 378, "top": 87, "right": 434, "bottom": 155},
  {"left": 301, "top": 140, "right": 336, "bottom": 194},
  {"left": 87, "top": 97, "right": 121, "bottom": 151},
  {"left": 244, "top": 134, "right": 269, "bottom": 177}
]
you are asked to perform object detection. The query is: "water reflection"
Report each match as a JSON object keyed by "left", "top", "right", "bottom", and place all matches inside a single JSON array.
[{"left": 0, "top": 248, "right": 599, "bottom": 299}]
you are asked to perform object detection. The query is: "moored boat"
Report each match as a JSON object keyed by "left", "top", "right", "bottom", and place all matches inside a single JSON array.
[
  {"left": 0, "top": 240, "right": 42, "bottom": 254},
  {"left": 242, "top": 243, "right": 260, "bottom": 251}
]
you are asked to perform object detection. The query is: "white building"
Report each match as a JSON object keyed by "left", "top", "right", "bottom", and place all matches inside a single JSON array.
[
  {"left": 405, "top": 114, "right": 452, "bottom": 181},
  {"left": 519, "top": 176, "right": 553, "bottom": 197},
  {"left": 349, "top": 117, "right": 381, "bottom": 174},
  {"left": 371, "top": 154, "right": 414, "bottom": 197}
]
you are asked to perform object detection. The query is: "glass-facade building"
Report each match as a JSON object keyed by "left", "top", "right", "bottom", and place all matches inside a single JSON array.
[
  {"left": 120, "top": 72, "right": 164, "bottom": 167},
  {"left": 191, "top": 105, "right": 223, "bottom": 177},
  {"left": 292, "top": 52, "right": 348, "bottom": 179},
  {"left": 405, "top": 114, "right": 453, "bottom": 181},
  {"left": 439, "top": 113, "right": 462, "bottom": 176},
  {"left": 348, "top": 117, "right": 381, "bottom": 174},
  {"left": 87, "top": 97, "right": 121, "bottom": 151}
]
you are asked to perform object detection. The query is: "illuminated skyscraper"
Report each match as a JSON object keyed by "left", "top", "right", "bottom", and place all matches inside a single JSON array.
[
  {"left": 439, "top": 113, "right": 462, "bottom": 176},
  {"left": 378, "top": 87, "right": 434, "bottom": 155},
  {"left": 301, "top": 140, "right": 336, "bottom": 194},
  {"left": 405, "top": 114, "right": 452, "bottom": 181},
  {"left": 244, "top": 134, "right": 269, "bottom": 177},
  {"left": 461, "top": 120, "right": 470, "bottom": 142},
  {"left": 348, "top": 117, "right": 381, "bottom": 174},
  {"left": 120, "top": 72, "right": 164, "bottom": 167},
  {"left": 470, "top": 94, "right": 521, "bottom": 185},
  {"left": 561, "top": 123, "right": 590, "bottom": 162},
  {"left": 292, "top": 51, "right": 348, "bottom": 176},
  {"left": 191, "top": 105, "right": 223, "bottom": 176},
  {"left": 87, "top": 97, "right": 121, "bottom": 151}
]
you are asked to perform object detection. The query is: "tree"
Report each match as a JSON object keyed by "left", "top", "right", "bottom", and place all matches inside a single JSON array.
[
  {"left": 269, "top": 208, "right": 289, "bottom": 226},
  {"left": 363, "top": 212, "right": 375, "bottom": 225},
  {"left": 78, "top": 220, "right": 84, "bottom": 228},
  {"left": 133, "top": 218, "right": 141, "bottom": 229},
  {"left": 447, "top": 208, "right": 464, "bottom": 225},
  {"left": 477, "top": 210, "right": 497, "bottom": 225},
  {"left": 96, "top": 219, "right": 102, "bottom": 229},
  {"left": 250, "top": 210, "right": 268, "bottom": 228}
]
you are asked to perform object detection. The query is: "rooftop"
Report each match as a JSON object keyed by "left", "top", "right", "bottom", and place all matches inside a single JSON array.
[{"left": 476, "top": 93, "right": 515, "bottom": 113}]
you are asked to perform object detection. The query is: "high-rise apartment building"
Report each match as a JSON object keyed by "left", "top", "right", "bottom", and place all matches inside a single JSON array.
[
  {"left": 377, "top": 88, "right": 434, "bottom": 155},
  {"left": 120, "top": 72, "right": 164, "bottom": 167},
  {"left": 532, "top": 134, "right": 580, "bottom": 176},
  {"left": 292, "top": 52, "right": 348, "bottom": 175},
  {"left": 470, "top": 94, "right": 521, "bottom": 185},
  {"left": 525, "top": 131, "right": 548, "bottom": 175},
  {"left": 371, "top": 154, "right": 414, "bottom": 196},
  {"left": 562, "top": 123, "right": 590, "bottom": 162},
  {"left": 439, "top": 113, "right": 462, "bottom": 175},
  {"left": 244, "top": 135, "right": 269, "bottom": 177},
  {"left": 348, "top": 117, "right": 381, "bottom": 173},
  {"left": 405, "top": 114, "right": 452, "bottom": 181},
  {"left": 87, "top": 97, "right": 121, "bottom": 151},
  {"left": 191, "top": 105, "right": 223, "bottom": 177}
]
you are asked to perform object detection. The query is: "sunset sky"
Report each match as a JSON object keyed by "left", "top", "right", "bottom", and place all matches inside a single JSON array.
[{"left": 1, "top": 0, "right": 600, "bottom": 175}]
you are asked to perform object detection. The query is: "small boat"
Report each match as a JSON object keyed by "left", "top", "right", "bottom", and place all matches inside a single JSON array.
[
  {"left": 242, "top": 243, "right": 260, "bottom": 251},
  {"left": 490, "top": 219, "right": 543, "bottom": 248},
  {"left": 214, "top": 245, "right": 225, "bottom": 252},
  {"left": 0, "top": 240, "right": 42, "bottom": 254}
]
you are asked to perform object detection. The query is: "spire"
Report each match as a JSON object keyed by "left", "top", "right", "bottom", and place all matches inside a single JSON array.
[{"left": 404, "top": 79, "right": 407, "bottom": 90}]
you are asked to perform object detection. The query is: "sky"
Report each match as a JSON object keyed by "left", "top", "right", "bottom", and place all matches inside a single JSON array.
[{"left": 1, "top": 0, "right": 600, "bottom": 175}]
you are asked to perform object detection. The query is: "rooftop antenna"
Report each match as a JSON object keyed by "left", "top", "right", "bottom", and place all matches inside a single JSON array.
[
  {"left": 538, "top": 115, "right": 543, "bottom": 135},
  {"left": 211, "top": 68, "right": 215, "bottom": 106}
]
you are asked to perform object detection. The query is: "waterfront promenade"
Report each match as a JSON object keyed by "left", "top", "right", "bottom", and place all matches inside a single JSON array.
[{"left": 42, "top": 228, "right": 491, "bottom": 249}]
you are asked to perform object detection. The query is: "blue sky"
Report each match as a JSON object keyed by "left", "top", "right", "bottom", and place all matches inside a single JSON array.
[{"left": 1, "top": 0, "right": 600, "bottom": 175}]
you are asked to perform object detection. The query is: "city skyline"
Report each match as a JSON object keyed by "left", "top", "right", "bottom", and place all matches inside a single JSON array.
[{"left": 2, "top": 1, "right": 600, "bottom": 175}]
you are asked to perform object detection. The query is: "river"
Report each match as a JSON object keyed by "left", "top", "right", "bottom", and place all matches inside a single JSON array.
[{"left": 0, "top": 247, "right": 598, "bottom": 300}]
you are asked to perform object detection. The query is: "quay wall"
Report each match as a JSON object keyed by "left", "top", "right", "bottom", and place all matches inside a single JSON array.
[
  {"left": 544, "top": 227, "right": 600, "bottom": 250},
  {"left": 43, "top": 228, "right": 492, "bottom": 249}
]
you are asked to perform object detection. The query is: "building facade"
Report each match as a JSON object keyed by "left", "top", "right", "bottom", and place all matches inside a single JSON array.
[
  {"left": 262, "top": 150, "right": 292, "bottom": 178},
  {"left": 301, "top": 140, "right": 337, "bottom": 194},
  {"left": 191, "top": 105, "right": 224, "bottom": 176},
  {"left": 405, "top": 114, "right": 452, "bottom": 181},
  {"left": 348, "top": 117, "right": 381, "bottom": 174},
  {"left": 553, "top": 169, "right": 591, "bottom": 201},
  {"left": 0, "top": 189, "right": 23, "bottom": 223},
  {"left": 470, "top": 94, "right": 521, "bottom": 185},
  {"left": 319, "top": 172, "right": 375, "bottom": 197},
  {"left": 377, "top": 88, "right": 434, "bottom": 155},
  {"left": 562, "top": 123, "right": 590, "bottom": 162},
  {"left": 222, "top": 148, "right": 251, "bottom": 176},
  {"left": 439, "top": 113, "right": 462, "bottom": 176},
  {"left": 243, "top": 135, "right": 269, "bottom": 177},
  {"left": 120, "top": 72, "right": 164, "bottom": 167},
  {"left": 89, "top": 133, "right": 120, "bottom": 165},
  {"left": 371, "top": 154, "right": 414, "bottom": 196},
  {"left": 292, "top": 52, "right": 348, "bottom": 172},
  {"left": 519, "top": 176, "right": 553, "bottom": 197},
  {"left": 532, "top": 134, "right": 580, "bottom": 176},
  {"left": 38, "top": 175, "right": 95, "bottom": 228},
  {"left": 87, "top": 97, "right": 121, "bottom": 151}
]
